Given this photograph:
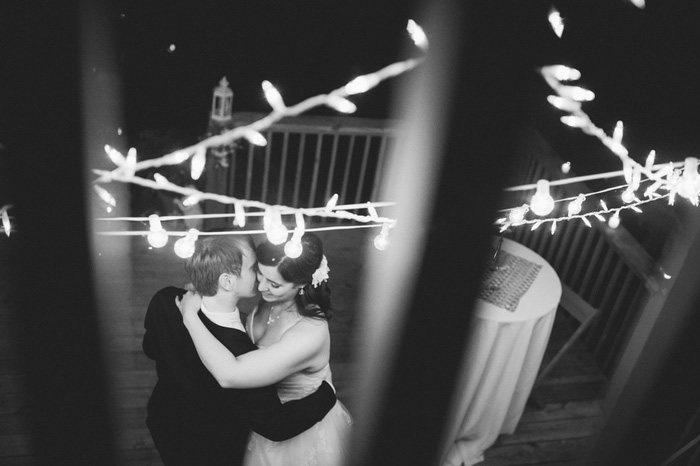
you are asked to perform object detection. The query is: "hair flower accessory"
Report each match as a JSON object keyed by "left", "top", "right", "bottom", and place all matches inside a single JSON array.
[{"left": 311, "top": 255, "right": 330, "bottom": 287}]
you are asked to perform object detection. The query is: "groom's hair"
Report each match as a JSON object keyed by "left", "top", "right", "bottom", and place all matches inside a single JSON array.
[{"left": 184, "top": 234, "right": 255, "bottom": 296}]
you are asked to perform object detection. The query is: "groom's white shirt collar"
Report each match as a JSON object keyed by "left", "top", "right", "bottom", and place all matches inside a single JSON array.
[{"left": 200, "top": 301, "right": 246, "bottom": 332}]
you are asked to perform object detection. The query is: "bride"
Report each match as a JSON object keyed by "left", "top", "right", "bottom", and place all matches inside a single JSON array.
[{"left": 178, "top": 232, "right": 352, "bottom": 465}]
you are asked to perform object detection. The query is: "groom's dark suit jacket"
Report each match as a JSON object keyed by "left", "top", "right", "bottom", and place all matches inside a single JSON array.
[{"left": 143, "top": 287, "right": 335, "bottom": 466}]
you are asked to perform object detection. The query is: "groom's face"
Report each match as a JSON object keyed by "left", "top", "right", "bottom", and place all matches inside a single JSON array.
[{"left": 234, "top": 247, "right": 258, "bottom": 298}]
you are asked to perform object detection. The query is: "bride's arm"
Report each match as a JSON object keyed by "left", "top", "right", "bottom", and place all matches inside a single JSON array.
[{"left": 180, "top": 296, "right": 327, "bottom": 388}]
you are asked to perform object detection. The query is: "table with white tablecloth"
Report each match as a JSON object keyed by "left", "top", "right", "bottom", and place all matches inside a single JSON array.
[{"left": 440, "top": 237, "right": 562, "bottom": 466}]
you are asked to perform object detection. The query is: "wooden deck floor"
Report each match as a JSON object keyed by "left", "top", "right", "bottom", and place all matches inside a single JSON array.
[{"left": 0, "top": 229, "right": 606, "bottom": 465}]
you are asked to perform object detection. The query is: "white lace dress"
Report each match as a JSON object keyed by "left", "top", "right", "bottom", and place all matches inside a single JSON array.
[{"left": 243, "top": 310, "right": 353, "bottom": 466}]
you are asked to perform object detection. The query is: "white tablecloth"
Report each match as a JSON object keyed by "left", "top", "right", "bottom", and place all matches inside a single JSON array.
[{"left": 440, "top": 237, "right": 562, "bottom": 466}]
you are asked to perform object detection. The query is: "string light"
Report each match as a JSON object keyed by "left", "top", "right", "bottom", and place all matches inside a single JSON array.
[
  {"left": 621, "top": 187, "right": 636, "bottom": 204},
  {"left": 608, "top": 211, "right": 621, "bottom": 229},
  {"left": 561, "top": 114, "right": 590, "bottom": 128},
  {"left": 645, "top": 150, "right": 656, "bottom": 170},
  {"left": 406, "top": 19, "right": 429, "bottom": 50},
  {"left": 182, "top": 194, "right": 201, "bottom": 207},
  {"left": 547, "top": 95, "right": 582, "bottom": 113},
  {"left": 174, "top": 229, "right": 199, "bottom": 258},
  {"left": 325, "top": 95, "right": 357, "bottom": 114},
  {"left": 147, "top": 214, "right": 169, "bottom": 248},
  {"left": 540, "top": 64, "right": 581, "bottom": 82},
  {"left": 530, "top": 180, "right": 555, "bottom": 216},
  {"left": 262, "top": 80, "right": 286, "bottom": 112},
  {"left": 91, "top": 21, "right": 427, "bottom": 257},
  {"left": 124, "top": 147, "right": 137, "bottom": 177},
  {"left": 84, "top": 15, "right": 698, "bottom": 251},
  {"left": 264, "top": 208, "right": 289, "bottom": 245},
  {"left": 190, "top": 147, "right": 206, "bottom": 180},
  {"left": 612, "top": 120, "right": 624, "bottom": 144},
  {"left": 568, "top": 194, "right": 585, "bottom": 216},
  {"left": 509, "top": 204, "right": 529, "bottom": 223},
  {"left": 241, "top": 128, "right": 268, "bottom": 146},
  {"left": 373, "top": 223, "right": 392, "bottom": 251},
  {"left": 325, "top": 194, "right": 339, "bottom": 212},
  {"left": 557, "top": 85, "right": 595, "bottom": 102},
  {"left": 1, "top": 205, "right": 12, "bottom": 237},
  {"left": 548, "top": 7, "right": 565, "bottom": 38},
  {"left": 234, "top": 202, "right": 246, "bottom": 228},
  {"left": 283, "top": 211, "right": 306, "bottom": 258},
  {"left": 153, "top": 173, "right": 169, "bottom": 185},
  {"left": 104, "top": 144, "right": 126, "bottom": 166},
  {"left": 678, "top": 157, "right": 700, "bottom": 205},
  {"left": 93, "top": 185, "right": 116, "bottom": 213},
  {"left": 366, "top": 202, "right": 379, "bottom": 219}
]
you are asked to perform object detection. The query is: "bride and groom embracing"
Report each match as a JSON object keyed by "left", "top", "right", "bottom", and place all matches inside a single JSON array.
[{"left": 143, "top": 232, "right": 352, "bottom": 465}]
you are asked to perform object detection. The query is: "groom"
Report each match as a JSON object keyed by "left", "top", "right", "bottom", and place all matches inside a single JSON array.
[{"left": 143, "top": 234, "right": 336, "bottom": 465}]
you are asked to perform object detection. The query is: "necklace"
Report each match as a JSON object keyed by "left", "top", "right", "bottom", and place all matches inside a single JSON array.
[{"left": 266, "top": 301, "right": 296, "bottom": 325}]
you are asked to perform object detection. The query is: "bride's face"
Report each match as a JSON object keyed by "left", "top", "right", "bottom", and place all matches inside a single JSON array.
[{"left": 256, "top": 263, "right": 302, "bottom": 304}]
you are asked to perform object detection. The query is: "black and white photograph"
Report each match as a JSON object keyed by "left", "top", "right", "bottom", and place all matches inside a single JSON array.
[{"left": 2, "top": 1, "right": 700, "bottom": 465}]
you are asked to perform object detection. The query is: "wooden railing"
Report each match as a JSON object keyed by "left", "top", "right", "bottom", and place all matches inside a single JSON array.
[
  {"left": 501, "top": 127, "right": 666, "bottom": 377},
  {"left": 203, "top": 112, "right": 400, "bottom": 229},
  {"left": 203, "top": 115, "right": 664, "bottom": 379}
]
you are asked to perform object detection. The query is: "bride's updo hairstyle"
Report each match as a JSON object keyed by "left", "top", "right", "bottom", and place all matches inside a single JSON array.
[{"left": 256, "top": 232, "right": 332, "bottom": 320}]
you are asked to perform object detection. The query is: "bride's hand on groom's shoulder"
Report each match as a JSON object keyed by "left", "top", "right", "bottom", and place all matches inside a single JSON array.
[{"left": 175, "top": 289, "right": 202, "bottom": 320}]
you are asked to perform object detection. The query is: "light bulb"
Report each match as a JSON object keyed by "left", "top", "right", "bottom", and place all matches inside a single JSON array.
[
  {"left": 608, "top": 213, "right": 620, "bottom": 229},
  {"left": 174, "top": 229, "right": 199, "bottom": 258},
  {"left": 242, "top": 128, "right": 267, "bottom": 146},
  {"left": 374, "top": 233, "right": 391, "bottom": 251},
  {"left": 678, "top": 157, "right": 700, "bottom": 202},
  {"left": 407, "top": 19, "right": 429, "bottom": 50},
  {"left": 153, "top": 173, "right": 169, "bottom": 185},
  {"left": 326, "top": 95, "right": 357, "bottom": 114},
  {"left": 104, "top": 144, "right": 125, "bottom": 166},
  {"left": 540, "top": 64, "right": 580, "bottom": 82},
  {"left": 561, "top": 115, "right": 589, "bottom": 128},
  {"left": 2, "top": 209, "right": 10, "bottom": 237},
  {"left": 147, "top": 215, "right": 168, "bottom": 248},
  {"left": 325, "top": 195, "right": 338, "bottom": 212},
  {"left": 190, "top": 147, "right": 206, "bottom": 180},
  {"left": 568, "top": 195, "right": 584, "bottom": 216},
  {"left": 561, "top": 161, "right": 571, "bottom": 174},
  {"left": 262, "top": 80, "right": 285, "bottom": 111},
  {"left": 621, "top": 188, "right": 636, "bottom": 204},
  {"left": 548, "top": 8, "right": 564, "bottom": 38},
  {"left": 645, "top": 150, "right": 656, "bottom": 170},
  {"left": 93, "top": 185, "right": 116, "bottom": 208},
  {"left": 612, "top": 121, "right": 624, "bottom": 144},
  {"left": 148, "top": 229, "right": 169, "bottom": 248},
  {"left": 557, "top": 85, "right": 595, "bottom": 102},
  {"left": 182, "top": 194, "right": 201, "bottom": 207},
  {"left": 234, "top": 202, "right": 246, "bottom": 228},
  {"left": 267, "top": 223, "right": 289, "bottom": 245},
  {"left": 530, "top": 180, "right": 555, "bottom": 216},
  {"left": 547, "top": 95, "right": 581, "bottom": 113},
  {"left": 366, "top": 202, "right": 378, "bottom": 219},
  {"left": 508, "top": 205, "right": 528, "bottom": 223},
  {"left": 344, "top": 74, "right": 380, "bottom": 95},
  {"left": 284, "top": 239, "right": 303, "bottom": 258}
]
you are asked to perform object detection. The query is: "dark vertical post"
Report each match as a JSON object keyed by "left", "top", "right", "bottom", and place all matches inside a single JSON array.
[
  {"left": 349, "top": 1, "right": 534, "bottom": 464},
  {"left": 1, "top": 1, "right": 117, "bottom": 464}
]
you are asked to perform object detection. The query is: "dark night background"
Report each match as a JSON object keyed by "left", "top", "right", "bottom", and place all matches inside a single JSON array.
[{"left": 111, "top": 0, "right": 700, "bottom": 161}]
